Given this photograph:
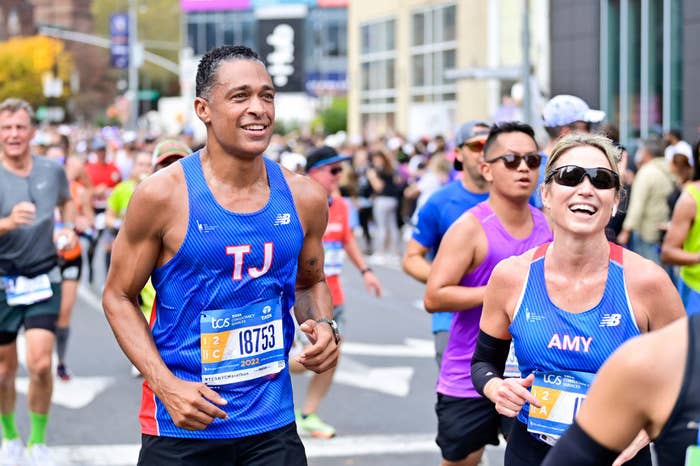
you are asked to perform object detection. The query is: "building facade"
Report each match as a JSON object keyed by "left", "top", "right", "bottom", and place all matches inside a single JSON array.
[
  {"left": 347, "top": 0, "right": 550, "bottom": 141},
  {"left": 550, "top": 0, "right": 696, "bottom": 146},
  {"left": 0, "top": 0, "right": 35, "bottom": 40},
  {"left": 181, "top": 0, "right": 348, "bottom": 125}
]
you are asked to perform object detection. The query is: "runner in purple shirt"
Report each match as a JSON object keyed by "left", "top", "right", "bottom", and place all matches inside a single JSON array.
[{"left": 424, "top": 122, "right": 552, "bottom": 466}]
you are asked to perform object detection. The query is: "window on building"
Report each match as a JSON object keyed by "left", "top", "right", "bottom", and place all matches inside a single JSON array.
[
  {"left": 359, "top": 18, "right": 397, "bottom": 137},
  {"left": 186, "top": 11, "right": 255, "bottom": 56},
  {"left": 409, "top": 4, "right": 457, "bottom": 103},
  {"left": 603, "top": 0, "right": 683, "bottom": 144}
]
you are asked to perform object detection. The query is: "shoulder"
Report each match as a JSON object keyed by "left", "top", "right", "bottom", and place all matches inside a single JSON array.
[
  {"left": 284, "top": 168, "right": 327, "bottom": 212},
  {"left": 490, "top": 249, "right": 536, "bottom": 288},
  {"left": 131, "top": 163, "right": 184, "bottom": 213},
  {"left": 622, "top": 249, "right": 674, "bottom": 298}
]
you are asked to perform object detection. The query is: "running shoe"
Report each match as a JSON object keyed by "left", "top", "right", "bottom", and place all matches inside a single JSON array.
[
  {"left": 0, "top": 439, "right": 25, "bottom": 466},
  {"left": 296, "top": 412, "right": 336, "bottom": 439},
  {"left": 25, "top": 444, "right": 54, "bottom": 466},
  {"left": 56, "top": 363, "right": 71, "bottom": 382}
]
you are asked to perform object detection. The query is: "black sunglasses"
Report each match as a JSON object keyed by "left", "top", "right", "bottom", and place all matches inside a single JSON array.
[
  {"left": 485, "top": 153, "right": 541, "bottom": 170},
  {"left": 545, "top": 165, "right": 619, "bottom": 190},
  {"left": 328, "top": 166, "right": 343, "bottom": 175}
]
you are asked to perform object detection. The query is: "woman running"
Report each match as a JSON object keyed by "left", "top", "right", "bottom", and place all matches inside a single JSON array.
[{"left": 471, "top": 133, "right": 684, "bottom": 465}]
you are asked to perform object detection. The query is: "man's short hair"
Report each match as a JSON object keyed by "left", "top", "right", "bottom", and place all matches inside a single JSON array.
[
  {"left": 483, "top": 121, "right": 537, "bottom": 157},
  {"left": 0, "top": 98, "right": 35, "bottom": 124},
  {"left": 668, "top": 128, "right": 683, "bottom": 141},
  {"left": 196, "top": 45, "right": 265, "bottom": 98},
  {"left": 641, "top": 137, "right": 665, "bottom": 159}
]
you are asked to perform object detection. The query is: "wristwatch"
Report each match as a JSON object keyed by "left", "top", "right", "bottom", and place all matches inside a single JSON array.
[{"left": 316, "top": 318, "right": 341, "bottom": 345}]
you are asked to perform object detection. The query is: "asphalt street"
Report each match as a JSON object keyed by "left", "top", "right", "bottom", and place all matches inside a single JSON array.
[{"left": 9, "top": 250, "right": 506, "bottom": 465}]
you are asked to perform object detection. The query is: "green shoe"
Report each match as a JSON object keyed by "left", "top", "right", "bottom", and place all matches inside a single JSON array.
[{"left": 297, "top": 412, "right": 336, "bottom": 439}]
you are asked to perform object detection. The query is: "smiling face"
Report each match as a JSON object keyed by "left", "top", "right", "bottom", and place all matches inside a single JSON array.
[
  {"left": 194, "top": 58, "right": 275, "bottom": 159},
  {"left": 542, "top": 145, "right": 619, "bottom": 237},
  {"left": 482, "top": 131, "right": 540, "bottom": 202},
  {"left": 0, "top": 109, "right": 35, "bottom": 163}
]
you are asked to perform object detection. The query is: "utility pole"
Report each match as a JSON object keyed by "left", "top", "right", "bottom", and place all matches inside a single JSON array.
[
  {"left": 522, "top": 0, "right": 531, "bottom": 125},
  {"left": 128, "top": 0, "right": 139, "bottom": 130}
]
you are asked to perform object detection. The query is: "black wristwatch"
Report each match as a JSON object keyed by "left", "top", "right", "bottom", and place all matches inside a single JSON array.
[{"left": 316, "top": 318, "right": 341, "bottom": 345}]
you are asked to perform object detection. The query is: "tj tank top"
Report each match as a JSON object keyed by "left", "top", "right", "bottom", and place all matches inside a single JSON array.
[{"left": 141, "top": 153, "right": 304, "bottom": 439}]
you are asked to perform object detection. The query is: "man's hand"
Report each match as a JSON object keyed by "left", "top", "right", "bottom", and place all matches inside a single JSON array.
[
  {"left": 485, "top": 373, "right": 541, "bottom": 418},
  {"left": 55, "top": 227, "right": 78, "bottom": 250},
  {"left": 9, "top": 202, "right": 35, "bottom": 228},
  {"left": 155, "top": 376, "right": 228, "bottom": 431},
  {"left": 296, "top": 320, "right": 339, "bottom": 373},
  {"left": 363, "top": 271, "right": 382, "bottom": 297}
]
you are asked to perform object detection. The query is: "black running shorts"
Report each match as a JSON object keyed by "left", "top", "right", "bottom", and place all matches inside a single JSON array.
[
  {"left": 435, "top": 393, "right": 501, "bottom": 461},
  {"left": 137, "top": 422, "right": 307, "bottom": 466}
]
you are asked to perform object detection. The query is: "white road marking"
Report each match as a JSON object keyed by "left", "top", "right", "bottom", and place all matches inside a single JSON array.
[{"left": 343, "top": 338, "right": 434, "bottom": 358}]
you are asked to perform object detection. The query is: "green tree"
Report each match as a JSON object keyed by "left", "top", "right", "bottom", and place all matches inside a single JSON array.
[
  {"left": 319, "top": 97, "right": 347, "bottom": 135},
  {"left": 0, "top": 36, "right": 73, "bottom": 108}
]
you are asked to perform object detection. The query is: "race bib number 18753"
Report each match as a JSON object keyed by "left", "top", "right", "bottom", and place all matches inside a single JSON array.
[{"left": 200, "top": 297, "right": 286, "bottom": 387}]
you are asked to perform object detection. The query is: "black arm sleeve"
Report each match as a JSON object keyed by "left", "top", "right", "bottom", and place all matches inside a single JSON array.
[
  {"left": 542, "top": 421, "right": 620, "bottom": 466},
  {"left": 471, "top": 330, "right": 511, "bottom": 397}
]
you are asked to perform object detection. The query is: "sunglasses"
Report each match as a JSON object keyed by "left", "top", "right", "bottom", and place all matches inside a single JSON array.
[
  {"left": 545, "top": 165, "right": 619, "bottom": 190},
  {"left": 328, "top": 166, "right": 343, "bottom": 175},
  {"left": 485, "top": 153, "right": 542, "bottom": 170},
  {"left": 462, "top": 140, "right": 485, "bottom": 152}
]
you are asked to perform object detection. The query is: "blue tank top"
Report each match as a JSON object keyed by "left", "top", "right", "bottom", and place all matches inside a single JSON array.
[
  {"left": 142, "top": 153, "right": 304, "bottom": 439},
  {"left": 510, "top": 242, "right": 641, "bottom": 425}
]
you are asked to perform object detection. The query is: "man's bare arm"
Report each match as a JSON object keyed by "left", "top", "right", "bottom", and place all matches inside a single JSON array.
[
  {"left": 424, "top": 215, "right": 486, "bottom": 312},
  {"left": 402, "top": 239, "right": 431, "bottom": 284},
  {"left": 102, "top": 175, "right": 227, "bottom": 430},
  {"left": 662, "top": 191, "right": 700, "bottom": 265}
]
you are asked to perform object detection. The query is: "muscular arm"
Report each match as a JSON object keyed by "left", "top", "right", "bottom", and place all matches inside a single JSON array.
[
  {"left": 102, "top": 174, "right": 227, "bottom": 430},
  {"left": 424, "top": 214, "right": 486, "bottom": 312},
  {"left": 402, "top": 239, "right": 431, "bottom": 283},
  {"left": 288, "top": 174, "right": 338, "bottom": 373},
  {"left": 661, "top": 191, "right": 700, "bottom": 265}
]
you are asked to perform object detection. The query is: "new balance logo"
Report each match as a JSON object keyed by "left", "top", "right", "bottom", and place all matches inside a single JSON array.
[
  {"left": 274, "top": 213, "right": 291, "bottom": 226},
  {"left": 599, "top": 313, "right": 622, "bottom": 327}
]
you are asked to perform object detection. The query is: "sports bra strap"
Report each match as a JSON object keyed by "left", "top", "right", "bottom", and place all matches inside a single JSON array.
[
  {"left": 532, "top": 242, "right": 551, "bottom": 261},
  {"left": 608, "top": 242, "right": 623, "bottom": 265}
]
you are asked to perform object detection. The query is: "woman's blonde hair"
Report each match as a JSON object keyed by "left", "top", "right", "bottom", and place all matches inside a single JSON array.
[{"left": 544, "top": 133, "right": 622, "bottom": 191}]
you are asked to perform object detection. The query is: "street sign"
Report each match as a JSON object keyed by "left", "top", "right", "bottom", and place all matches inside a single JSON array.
[
  {"left": 110, "top": 12, "right": 129, "bottom": 69},
  {"left": 137, "top": 89, "right": 160, "bottom": 100}
]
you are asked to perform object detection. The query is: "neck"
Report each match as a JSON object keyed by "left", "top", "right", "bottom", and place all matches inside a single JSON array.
[
  {"left": 460, "top": 174, "right": 488, "bottom": 194},
  {"left": 201, "top": 146, "right": 266, "bottom": 189},
  {"left": 487, "top": 192, "right": 532, "bottom": 228},
  {"left": 548, "top": 231, "right": 610, "bottom": 274},
  {"left": 2, "top": 153, "right": 32, "bottom": 176}
]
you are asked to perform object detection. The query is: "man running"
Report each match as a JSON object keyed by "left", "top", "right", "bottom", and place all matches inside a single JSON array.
[
  {"left": 293, "top": 145, "right": 382, "bottom": 438},
  {"left": 0, "top": 98, "right": 77, "bottom": 466},
  {"left": 424, "top": 122, "right": 552, "bottom": 466},
  {"left": 102, "top": 45, "right": 339, "bottom": 466},
  {"left": 401, "top": 121, "right": 490, "bottom": 367}
]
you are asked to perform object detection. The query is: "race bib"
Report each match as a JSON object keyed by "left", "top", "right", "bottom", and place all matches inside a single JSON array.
[
  {"left": 503, "top": 341, "right": 521, "bottom": 378},
  {"left": 200, "top": 296, "right": 286, "bottom": 387},
  {"left": 688, "top": 447, "right": 700, "bottom": 466},
  {"left": 527, "top": 370, "right": 594, "bottom": 445},
  {"left": 2, "top": 275, "right": 53, "bottom": 306},
  {"left": 323, "top": 241, "right": 344, "bottom": 277}
]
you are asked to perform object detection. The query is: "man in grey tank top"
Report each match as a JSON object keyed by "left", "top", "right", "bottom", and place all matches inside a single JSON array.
[{"left": 0, "top": 98, "right": 76, "bottom": 466}]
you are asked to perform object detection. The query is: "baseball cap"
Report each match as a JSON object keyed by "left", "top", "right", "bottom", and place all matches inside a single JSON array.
[
  {"left": 305, "top": 145, "right": 351, "bottom": 172},
  {"left": 542, "top": 95, "right": 605, "bottom": 127},
  {"left": 91, "top": 137, "right": 106, "bottom": 151},
  {"left": 152, "top": 139, "right": 192, "bottom": 167},
  {"left": 453, "top": 120, "right": 489, "bottom": 170}
]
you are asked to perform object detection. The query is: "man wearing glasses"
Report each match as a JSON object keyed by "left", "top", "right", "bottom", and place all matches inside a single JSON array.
[
  {"left": 424, "top": 122, "right": 552, "bottom": 466},
  {"left": 402, "top": 121, "right": 490, "bottom": 369}
]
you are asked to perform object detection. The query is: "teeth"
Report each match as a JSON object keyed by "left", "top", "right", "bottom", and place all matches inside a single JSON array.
[
  {"left": 570, "top": 204, "right": 597, "bottom": 214},
  {"left": 244, "top": 125, "right": 265, "bottom": 130}
]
